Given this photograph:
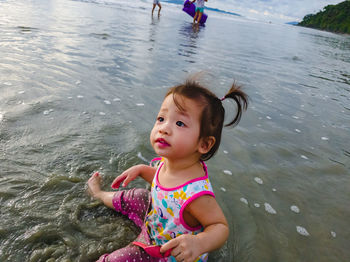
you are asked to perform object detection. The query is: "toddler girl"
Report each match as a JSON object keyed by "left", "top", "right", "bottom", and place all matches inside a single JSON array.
[{"left": 88, "top": 77, "right": 248, "bottom": 262}]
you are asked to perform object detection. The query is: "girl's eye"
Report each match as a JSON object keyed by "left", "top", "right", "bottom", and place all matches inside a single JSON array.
[
  {"left": 176, "top": 121, "right": 185, "bottom": 127},
  {"left": 157, "top": 117, "right": 164, "bottom": 122}
]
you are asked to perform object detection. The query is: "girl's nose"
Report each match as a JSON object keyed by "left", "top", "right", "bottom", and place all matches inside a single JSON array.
[{"left": 159, "top": 122, "right": 170, "bottom": 135}]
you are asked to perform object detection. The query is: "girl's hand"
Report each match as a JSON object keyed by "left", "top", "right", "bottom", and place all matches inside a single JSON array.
[
  {"left": 160, "top": 234, "right": 202, "bottom": 262},
  {"left": 111, "top": 165, "right": 142, "bottom": 189}
]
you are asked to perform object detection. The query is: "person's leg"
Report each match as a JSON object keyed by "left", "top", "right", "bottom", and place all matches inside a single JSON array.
[
  {"left": 157, "top": 3, "right": 162, "bottom": 16},
  {"left": 88, "top": 172, "right": 151, "bottom": 227},
  {"left": 152, "top": 3, "right": 156, "bottom": 15},
  {"left": 112, "top": 187, "right": 150, "bottom": 227},
  {"left": 197, "top": 11, "right": 203, "bottom": 23},
  {"left": 97, "top": 244, "right": 156, "bottom": 262},
  {"left": 89, "top": 173, "right": 156, "bottom": 261},
  {"left": 88, "top": 172, "right": 115, "bottom": 209},
  {"left": 193, "top": 11, "right": 198, "bottom": 23}
]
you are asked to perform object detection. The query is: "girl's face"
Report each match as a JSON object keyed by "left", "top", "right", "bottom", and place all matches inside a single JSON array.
[{"left": 150, "top": 94, "right": 205, "bottom": 161}]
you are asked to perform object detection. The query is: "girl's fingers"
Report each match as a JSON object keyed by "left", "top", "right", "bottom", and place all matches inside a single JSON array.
[
  {"left": 160, "top": 238, "right": 179, "bottom": 253},
  {"left": 111, "top": 174, "right": 126, "bottom": 189},
  {"left": 121, "top": 173, "right": 135, "bottom": 187}
]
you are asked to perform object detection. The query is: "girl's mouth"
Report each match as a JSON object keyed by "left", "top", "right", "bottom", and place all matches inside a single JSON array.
[{"left": 155, "top": 138, "right": 170, "bottom": 147}]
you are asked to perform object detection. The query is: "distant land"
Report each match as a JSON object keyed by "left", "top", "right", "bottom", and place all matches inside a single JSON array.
[
  {"left": 298, "top": 0, "right": 350, "bottom": 34},
  {"left": 205, "top": 7, "right": 241, "bottom": 17},
  {"left": 286, "top": 21, "right": 298, "bottom": 25}
]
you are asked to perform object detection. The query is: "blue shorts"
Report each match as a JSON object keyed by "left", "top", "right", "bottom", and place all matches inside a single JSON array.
[{"left": 195, "top": 7, "right": 204, "bottom": 13}]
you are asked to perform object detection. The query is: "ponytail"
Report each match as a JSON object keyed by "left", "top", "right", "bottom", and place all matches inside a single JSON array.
[{"left": 221, "top": 83, "right": 248, "bottom": 127}]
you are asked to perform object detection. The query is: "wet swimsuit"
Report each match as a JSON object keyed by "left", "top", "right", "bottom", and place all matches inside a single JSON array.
[
  {"left": 97, "top": 159, "right": 214, "bottom": 262},
  {"left": 146, "top": 160, "right": 214, "bottom": 261},
  {"left": 195, "top": 0, "right": 205, "bottom": 12}
]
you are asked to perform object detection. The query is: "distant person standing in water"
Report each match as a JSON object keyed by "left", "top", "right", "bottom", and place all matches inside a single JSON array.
[
  {"left": 152, "top": 0, "right": 162, "bottom": 16},
  {"left": 192, "top": 0, "right": 207, "bottom": 24}
]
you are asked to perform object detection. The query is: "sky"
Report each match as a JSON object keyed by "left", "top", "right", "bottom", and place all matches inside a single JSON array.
[{"left": 213, "top": 0, "right": 345, "bottom": 23}]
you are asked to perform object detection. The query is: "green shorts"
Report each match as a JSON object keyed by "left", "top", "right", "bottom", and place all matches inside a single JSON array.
[{"left": 195, "top": 7, "right": 204, "bottom": 13}]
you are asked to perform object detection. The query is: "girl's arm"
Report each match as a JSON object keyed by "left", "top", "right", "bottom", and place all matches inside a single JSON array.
[
  {"left": 111, "top": 164, "right": 157, "bottom": 188},
  {"left": 160, "top": 195, "right": 229, "bottom": 261}
]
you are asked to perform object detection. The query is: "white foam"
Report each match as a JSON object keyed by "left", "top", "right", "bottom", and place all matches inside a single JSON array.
[
  {"left": 292, "top": 115, "right": 299, "bottom": 119},
  {"left": 301, "top": 155, "right": 308, "bottom": 160},
  {"left": 68, "top": 96, "right": 73, "bottom": 99},
  {"left": 331, "top": 231, "right": 336, "bottom": 238},
  {"left": 223, "top": 150, "right": 228, "bottom": 154},
  {"left": 43, "top": 109, "right": 54, "bottom": 115},
  {"left": 137, "top": 152, "right": 148, "bottom": 162},
  {"left": 254, "top": 203, "right": 260, "bottom": 208},
  {"left": 220, "top": 187, "right": 226, "bottom": 192},
  {"left": 290, "top": 205, "right": 300, "bottom": 213},
  {"left": 295, "top": 129, "right": 301, "bottom": 133},
  {"left": 264, "top": 203, "right": 277, "bottom": 214},
  {"left": 254, "top": 177, "right": 263, "bottom": 184},
  {"left": 240, "top": 197, "right": 248, "bottom": 205},
  {"left": 136, "top": 103, "right": 144, "bottom": 106},
  {"left": 266, "top": 116, "right": 272, "bottom": 120},
  {"left": 75, "top": 80, "right": 81, "bottom": 85},
  {"left": 113, "top": 98, "right": 121, "bottom": 102},
  {"left": 104, "top": 100, "right": 111, "bottom": 105},
  {"left": 99, "top": 112, "right": 106, "bottom": 116},
  {"left": 3, "top": 82, "right": 12, "bottom": 86},
  {"left": 77, "top": 95, "right": 84, "bottom": 99},
  {"left": 296, "top": 226, "right": 309, "bottom": 236},
  {"left": 223, "top": 170, "right": 232, "bottom": 175},
  {"left": 272, "top": 188, "right": 277, "bottom": 192},
  {"left": 18, "top": 90, "right": 25, "bottom": 94},
  {"left": 321, "top": 137, "right": 329, "bottom": 141},
  {"left": 0, "top": 113, "right": 3, "bottom": 122}
]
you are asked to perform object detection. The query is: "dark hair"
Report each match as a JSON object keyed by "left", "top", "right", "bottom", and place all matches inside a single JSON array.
[{"left": 165, "top": 78, "right": 248, "bottom": 161}]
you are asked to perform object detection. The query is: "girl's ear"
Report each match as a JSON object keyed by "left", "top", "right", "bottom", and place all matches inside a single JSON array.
[{"left": 199, "top": 136, "right": 216, "bottom": 154}]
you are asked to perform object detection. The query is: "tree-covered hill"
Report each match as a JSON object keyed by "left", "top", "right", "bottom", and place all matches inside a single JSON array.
[{"left": 298, "top": 1, "right": 350, "bottom": 34}]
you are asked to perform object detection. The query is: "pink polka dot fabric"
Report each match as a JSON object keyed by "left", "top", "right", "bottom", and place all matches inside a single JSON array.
[{"left": 96, "top": 188, "right": 167, "bottom": 262}]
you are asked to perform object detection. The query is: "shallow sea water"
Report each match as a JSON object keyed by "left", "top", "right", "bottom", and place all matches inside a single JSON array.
[{"left": 0, "top": 0, "right": 350, "bottom": 261}]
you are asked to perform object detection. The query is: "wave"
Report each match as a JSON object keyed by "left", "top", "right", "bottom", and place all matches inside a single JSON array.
[
  {"left": 71, "top": 0, "right": 242, "bottom": 17},
  {"left": 162, "top": 0, "right": 241, "bottom": 16}
]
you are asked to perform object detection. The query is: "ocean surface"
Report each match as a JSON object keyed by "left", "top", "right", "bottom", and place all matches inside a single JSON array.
[{"left": 1, "top": 0, "right": 350, "bottom": 261}]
